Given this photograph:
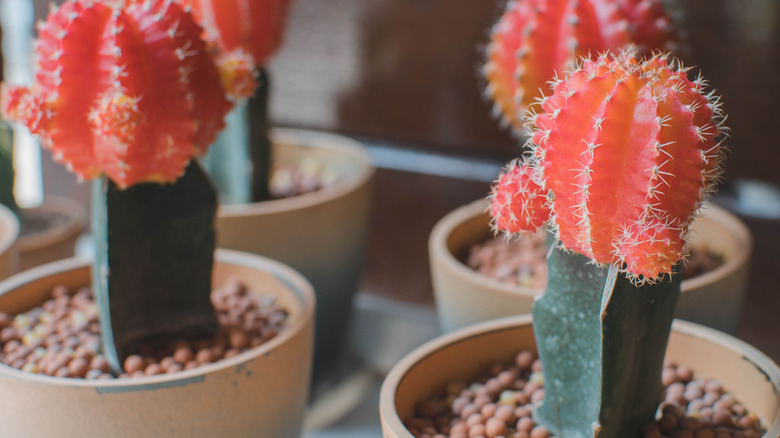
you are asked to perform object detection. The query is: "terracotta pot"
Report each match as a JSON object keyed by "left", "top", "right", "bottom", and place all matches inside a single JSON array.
[
  {"left": 0, "top": 249, "right": 315, "bottom": 438},
  {"left": 429, "top": 199, "right": 752, "bottom": 334},
  {"left": 18, "top": 196, "right": 86, "bottom": 271},
  {"left": 379, "top": 315, "right": 780, "bottom": 438},
  {"left": 216, "top": 128, "right": 374, "bottom": 385},
  {"left": 0, "top": 203, "right": 19, "bottom": 279}
]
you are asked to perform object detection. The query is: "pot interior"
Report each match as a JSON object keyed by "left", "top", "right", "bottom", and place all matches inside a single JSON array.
[
  {"left": 390, "top": 319, "right": 779, "bottom": 435},
  {"left": 394, "top": 321, "right": 537, "bottom": 422},
  {"left": 273, "top": 129, "right": 372, "bottom": 185},
  {"left": 445, "top": 209, "right": 493, "bottom": 265},
  {"left": 445, "top": 203, "right": 746, "bottom": 290},
  {"left": 0, "top": 253, "right": 308, "bottom": 341}
]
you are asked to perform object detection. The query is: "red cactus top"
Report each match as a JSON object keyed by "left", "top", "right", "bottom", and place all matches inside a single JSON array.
[
  {"left": 490, "top": 52, "right": 726, "bottom": 281},
  {"left": 183, "top": 0, "right": 293, "bottom": 67},
  {"left": 1, "top": 0, "right": 255, "bottom": 189}
]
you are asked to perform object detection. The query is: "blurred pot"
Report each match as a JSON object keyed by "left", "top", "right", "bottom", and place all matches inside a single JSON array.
[{"left": 430, "top": 199, "right": 752, "bottom": 333}]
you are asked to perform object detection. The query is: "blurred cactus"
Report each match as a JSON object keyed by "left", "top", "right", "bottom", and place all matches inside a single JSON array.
[
  {"left": 2, "top": 0, "right": 250, "bottom": 371},
  {"left": 489, "top": 51, "right": 727, "bottom": 438},
  {"left": 185, "top": 0, "right": 293, "bottom": 203},
  {"left": 491, "top": 51, "right": 725, "bottom": 281},
  {"left": 483, "top": 0, "right": 677, "bottom": 134}
]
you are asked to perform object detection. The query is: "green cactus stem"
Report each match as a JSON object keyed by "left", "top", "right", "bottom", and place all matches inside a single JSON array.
[
  {"left": 92, "top": 161, "right": 219, "bottom": 372},
  {"left": 532, "top": 245, "right": 682, "bottom": 438},
  {"left": 0, "top": 120, "right": 17, "bottom": 213},
  {"left": 249, "top": 69, "right": 272, "bottom": 202},
  {"left": 202, "top": 68, "right": 272, "bottom": 204}
]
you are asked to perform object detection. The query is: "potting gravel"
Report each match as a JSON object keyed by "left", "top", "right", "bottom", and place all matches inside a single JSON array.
[
  {"left": 466, "top": 234, "right": 725, "bottom": 287},
  {"left": 0, "top": 279, "right": 289, "bottom": 379},
  {"left": 406, "top": 351, "right": 765, "bottom": 438}
]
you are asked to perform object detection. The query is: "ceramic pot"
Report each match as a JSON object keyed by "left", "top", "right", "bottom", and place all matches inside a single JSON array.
[
  {"left": 379, "top": 315, "right": 780, "bottom": 438},
  {"left": 430, "top": 199, "right": 752, "bottom": 334},
  {"left": 0, "top": 203, "right": 19, "bottom": 279},
  {"left": 18, "top": 196, "right": 86, "bottom": 271},
  {"left": 216, "top": 128, "right": 374, "bottom": 386},
  {"left": 0, "top": 249, "right": 315, "bottom": 438}
]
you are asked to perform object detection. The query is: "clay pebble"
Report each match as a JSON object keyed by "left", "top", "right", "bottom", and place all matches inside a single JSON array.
[
  {"left": 0, "top": 279, "right": 289, "bottom": 379},
  {"left": 406, "top": 351, "right": 765, "bottom": 438}
]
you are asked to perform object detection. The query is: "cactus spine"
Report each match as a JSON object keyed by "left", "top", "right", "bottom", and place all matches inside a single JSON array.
[
  {"left": 2, "top": 0, "right": 251, "bottom": 370},
  {"left": 490, "top": 51, "right": 727, "bottom": 438},
  {"left": 483, "top": 0, "right": 677, "bottom": 134}
]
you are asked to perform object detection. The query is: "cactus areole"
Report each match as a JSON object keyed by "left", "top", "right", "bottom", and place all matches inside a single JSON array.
[
  {"left": 484, "top": 0, "right": 677, "bottom": 133},
  {"left": 1, "top": 0, "right": 253, "bottom": 370},
  {"left": 489, "top": 51, "right": 727, "bottom": 438}
]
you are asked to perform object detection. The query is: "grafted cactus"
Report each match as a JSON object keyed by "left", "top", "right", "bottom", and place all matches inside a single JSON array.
[
  {"left": 492, "top": 52, "right": 725, "bottom": 280},
  {"left": 185, "top": 0, "right": 292, "bottom": 67},
  {"left": 489, "top": 51, "right": 727, "bottom": 438},
  {"left": 184, "top": 0, "right": 293, "bottom": 203},
  {"left": 483, "top": 0, "right": 677, "bottom": 133},
  {"left": 1, "top": 0, "right": 253, "bottom": 371}
]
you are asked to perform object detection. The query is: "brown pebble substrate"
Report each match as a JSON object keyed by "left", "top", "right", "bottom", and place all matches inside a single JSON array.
[
  {"left": 406, "top": 351, "right": 765, "bottom": 438},
  {"left": 0, "top": 279, "right": 289, "bottom": 379},
  {"left": 466, "top": 234, "right": 725, "bottom": 287}
]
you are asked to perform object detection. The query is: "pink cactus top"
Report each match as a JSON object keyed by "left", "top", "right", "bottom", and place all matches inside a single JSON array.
[
  {"left": 490, "top": 52, "right": 726, "bottom": 281},
  {"left": 183, "top": 0, "right": 293, "bottom": 67}
]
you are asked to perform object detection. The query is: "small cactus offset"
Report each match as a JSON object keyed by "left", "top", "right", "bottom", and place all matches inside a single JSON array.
[
  {"left": 489, "top": 51, "right": 727, "bottom": 438},
  {"left": 0, "top": 0, "right": 252, "bottom": 189},
  {"left": 483, "top": 0, "right": 677, "bottom": 133},
  {"left": 489, "top": 159, "right": 550, "bottom": 235},
  {"left": 1, "top": 0, "right": 253, "bottom": 370}
]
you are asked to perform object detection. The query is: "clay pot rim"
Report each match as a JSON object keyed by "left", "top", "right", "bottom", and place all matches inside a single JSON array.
[
  {"left": 0, "top": 248, "right": 316, "bottom": 389},
  {"left": 429, "top": 198, "right": 753, "bottom": 299},
  {"left": 0, "top": 204, "right": 19, "bottom": 260},
  {"left": 218, "top": 128, "right": 375, "bottom": 217},
  {"left": 17, "top": 196, "right": 87, "bottom": 253},
  {"left": 379, "top": 314, "right": 780, "bottom": 438}
]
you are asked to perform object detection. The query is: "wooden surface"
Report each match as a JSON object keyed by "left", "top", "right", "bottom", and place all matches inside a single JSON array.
[{"left": 19, "top": 0, "right": 780, "bottom": 365}]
